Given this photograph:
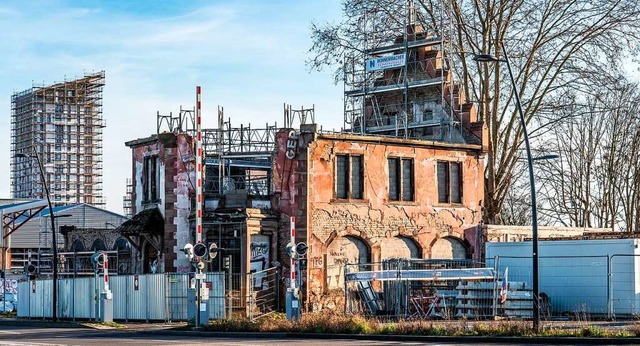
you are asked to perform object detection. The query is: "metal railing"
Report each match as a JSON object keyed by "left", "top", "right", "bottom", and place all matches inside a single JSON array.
[
  {"left": 344, "top": 259, "right": 494, "bottom": 320},
  {"left": 344, "top": 255, "right": 640, "bottom": 323}
]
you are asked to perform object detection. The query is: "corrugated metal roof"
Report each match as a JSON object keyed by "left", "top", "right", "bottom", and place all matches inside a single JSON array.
[
  {"left": 0, "top": 200, "right": 42, "bottom": 211},
  {"left": 34, "top": 205, "right": 75, "bottom": 217},
  {"left": 7, "top": 204, "right": 128, "bottom": 249}
]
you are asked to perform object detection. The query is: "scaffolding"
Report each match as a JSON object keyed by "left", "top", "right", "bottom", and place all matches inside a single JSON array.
[
  {"left": 343, "top": 0, "right": 471, "bottom": 143},
  {"left": 122, "top": 178, "right": 133, "bottom": 219},
  {"left": 202, "top": 107, "right": 280, "bottom": 197},
  {"left": 156, "top": 106, "right": 196, "bottom": 137},
  {"left": 10, "top": 71, "right": 106, "bottom": 206},
  {"left": 156, "top": 103, "right": 314, "bottom": 198}
]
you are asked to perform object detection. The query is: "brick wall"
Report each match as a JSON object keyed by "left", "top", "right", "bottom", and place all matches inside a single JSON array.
[
  {"left": 126, "top": 133, "right": 194, "bottom": 273},
  {"left": 273, "top": 130, "right": 485, "bottom": 311},
  {"left": 307, "top": 134, "right": 484, "bottom": 310}
]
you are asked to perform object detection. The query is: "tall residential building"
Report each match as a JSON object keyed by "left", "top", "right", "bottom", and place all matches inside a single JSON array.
[{"left": 10, "top": 71, "right": 105, "bottom": 206}]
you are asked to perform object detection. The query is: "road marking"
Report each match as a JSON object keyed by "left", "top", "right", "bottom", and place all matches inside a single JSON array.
[
  {"left": 148, "top": 340, "right": 185, "bottom": 344},
  {"left": 0, "top": 342, "right": 67, "bottom": 346},
  {"left": 0, "top": 331, "right": 19, "bottom": 335}
]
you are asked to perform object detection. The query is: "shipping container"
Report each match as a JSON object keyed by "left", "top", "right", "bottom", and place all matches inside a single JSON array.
[{"left": 486, "top": 238, "right": 640, "bottom": 317}]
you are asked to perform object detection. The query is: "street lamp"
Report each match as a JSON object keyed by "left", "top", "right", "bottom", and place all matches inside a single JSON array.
[
  {"left": 15, "top": 152, "right": 58, "bottom": 321},
  {"left": 474, "top": 42, "right": 541, "bottom": 332},
  {"left": 532, "top": 154, "right": 560, "bottom": 162}
]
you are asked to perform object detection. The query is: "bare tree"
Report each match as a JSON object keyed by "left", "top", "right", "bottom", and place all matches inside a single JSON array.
[
  {"left": 534, "top": 77, "right": 640, "bottom": 231},
  {"left": 308, "top": 0, "right": 640, "bottom": 224}
]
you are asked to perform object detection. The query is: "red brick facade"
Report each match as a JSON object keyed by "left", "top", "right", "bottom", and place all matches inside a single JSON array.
[{"left": 273, "top": 127, "right": 485, "bottom": 310}]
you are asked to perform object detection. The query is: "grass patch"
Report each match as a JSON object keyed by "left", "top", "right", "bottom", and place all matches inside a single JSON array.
[
  {"left": 100, "top": 321, "right": 125, "bottom": 328},
  {"left": 200, "top": 313, "right": 640, "bottom": 338},
  {"left": 83, "top": 321, "right": 126, "bottom": 329},
  {"left": 0, "top": 311, "right": 16, "bottom": 318}
]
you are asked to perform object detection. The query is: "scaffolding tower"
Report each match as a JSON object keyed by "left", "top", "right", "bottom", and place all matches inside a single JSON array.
[
  {"left": 10, "top": 71, "right": 106, "bottom": 206},
  {"left": 343, "top": 0, "right": 472, "bottom": 143}
]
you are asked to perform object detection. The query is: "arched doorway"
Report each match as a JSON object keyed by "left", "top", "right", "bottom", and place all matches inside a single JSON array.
[
  {"left": 69, "top": 240, "right": 85, "bottom": 272},
  {"left": 430, "top": 237, "right": 467, "bottom": 259},
  {"left": 91, "top": 239, "right": 107, "bottom": 252},
  {"left": 380, "top": 236, "right": 421, "bottom": 260},
  {"left": 142, "top": 240, "right": 160, "bottom": 274},
  {"left": 71, "top": 240, "right": 84, "bottom": 252},
  {"left": 326, "top": 235, "right": 369, "bottom": 290},
  {"left": 113, "top": 238, "right": 132, "bottom": 274}
]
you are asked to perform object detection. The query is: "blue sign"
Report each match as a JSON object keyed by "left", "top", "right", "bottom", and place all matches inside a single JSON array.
[{"left": 366, "top": 53, "right": 406, "bottom": 71}]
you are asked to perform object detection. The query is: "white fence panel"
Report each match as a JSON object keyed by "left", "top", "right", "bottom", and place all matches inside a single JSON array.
[
  {"left": 17, "top": 281, "right": 29, "bottom": 318},
  {"left": 207, "top": 273, "right": 226, "bottom": 319},
  {"left": 145, "top": 274, "right": 166, "bottom": 320},
  {"left": 17, "top": 272, "right": 226, "bottom": 321}
]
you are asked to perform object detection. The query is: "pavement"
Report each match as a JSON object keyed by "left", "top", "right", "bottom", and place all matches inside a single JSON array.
[{"left": 3, "top": 317, "right": 640, "bottom": 345}]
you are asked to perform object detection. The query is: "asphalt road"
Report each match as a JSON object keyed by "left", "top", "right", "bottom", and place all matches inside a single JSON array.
[
  {"left": 0, "top": 325, "right": 465, "bottom": 346},
  {"left": 0, "top": 324, "right": 612, "bottom": 346}
]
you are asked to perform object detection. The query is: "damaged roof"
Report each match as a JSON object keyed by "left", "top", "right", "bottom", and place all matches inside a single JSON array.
[{"left": 117, "top": 207, "right": 164, "bottom": 236}]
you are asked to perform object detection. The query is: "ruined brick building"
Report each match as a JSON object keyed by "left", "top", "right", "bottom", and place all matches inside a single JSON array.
[
  {"left": 118, "top": 5, "right": 487, "bottom": 313},
  {"left": 273, "top": 125, "right": 485, "bottom": 309}
]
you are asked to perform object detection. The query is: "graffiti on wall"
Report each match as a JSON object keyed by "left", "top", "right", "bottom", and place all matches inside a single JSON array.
[
  {"left": 0, "top": 279, "right": 17, "bottom": 295},
  {"left": 250, "top": 235, "right": 270, "bottom": 289},
  {"left": 326, "top": 237, "right": 369, "bottom": 290},
  {"left": 174, "top": 135, "right": 196, "bottom": 272}
]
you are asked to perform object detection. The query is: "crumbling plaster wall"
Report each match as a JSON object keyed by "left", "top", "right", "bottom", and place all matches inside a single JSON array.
[
  {"left": 272, "top": 128, "right": 486, "bottom": 310},
  {"left": 307, "top": 137, "right": 483, "bottom": 246},
  {"left": 63, "top": 229, "right": 122, "bottom": 252},
  {"left": 305, "top": 136, "right": 484, "bottom": 308},
  {"left": 129, "top": 133, "right": 195, "bottom": 273},
  {"left": 169, "top": 134, "right": 195, "bottom": 272}
]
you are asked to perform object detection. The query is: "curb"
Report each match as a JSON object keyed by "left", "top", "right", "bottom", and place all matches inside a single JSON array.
[
  {"left": 0, "top": 319, "right": 89, "bottom": 329},
  {"left": 142, "top": 329, "right": 640, "bottom": 345}
]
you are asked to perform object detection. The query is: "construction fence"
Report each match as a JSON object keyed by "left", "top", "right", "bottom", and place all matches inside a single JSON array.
[
  {"left": 17, "top": 267, "right": 279, "bottom": 322},
  {"left": 344, "top": 256, "right": 640, "bottom": 321}
]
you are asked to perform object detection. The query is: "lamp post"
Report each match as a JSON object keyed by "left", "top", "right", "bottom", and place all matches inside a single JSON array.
[
  {"left": 16, "top": 152, "right": 58, "bottom": 321},
  {"left": 474, "top": 41, "right": 540, "bottom": 332},
  {"left": 532, "top": 154, "right": 560, "bottom": 162}
]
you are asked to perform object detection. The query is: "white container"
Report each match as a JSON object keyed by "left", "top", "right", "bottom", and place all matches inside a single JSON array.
[{"left": 486, "top": 238, "right": 640, "bottom": 316}]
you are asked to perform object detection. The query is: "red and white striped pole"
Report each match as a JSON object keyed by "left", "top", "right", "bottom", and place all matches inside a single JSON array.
[
  {"left": 103, "top": 253, "right": 109, "bottom": 292},
  {"left": 290, "top": 216, "right": 295, "bottom": 289},
  {"left": 196, "top": 86, "right": 203, "bottom": 244}
]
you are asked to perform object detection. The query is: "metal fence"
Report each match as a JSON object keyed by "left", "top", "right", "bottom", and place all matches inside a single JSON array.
[
  {"left": 344, "top": 259, "right": 496, "bottom": 320},
  {"left": 248, "top": 267, "right": 279, "bottom": 319},
  {"left": 16, "top": 268, "right": 279, "bottom": 322},
  {"left": 345, "top": 256, "right": 640, "bottom": 322},
  {"left": 490, "top": 254, "right": 640, "bottom": 320}
]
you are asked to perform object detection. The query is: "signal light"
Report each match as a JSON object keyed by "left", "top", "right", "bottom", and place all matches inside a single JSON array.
[
  {"left": 183, "top": 243, "right": 194, "bottom": 260},
  {"left": 91, "top": 252, "right": 105, "bottom": 266},
  {"left": 25, "top": 264, "right": 37, "bottom": 275},
  {"left": 193, "top": 242, "right": 208, "bottom": 259}
]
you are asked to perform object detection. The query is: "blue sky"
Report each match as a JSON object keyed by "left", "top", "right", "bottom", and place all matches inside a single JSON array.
[{"left": 0, "top": 0, "right": 344, "bottom": 213}]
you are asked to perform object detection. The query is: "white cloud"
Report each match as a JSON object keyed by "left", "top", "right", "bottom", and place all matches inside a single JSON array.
[{"left": 0, "top": 0, "right": 343, "bottom": 213}]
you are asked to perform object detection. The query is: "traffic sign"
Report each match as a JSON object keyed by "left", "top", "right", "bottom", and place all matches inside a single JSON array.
[
  {"left": 295, "top": 242, "right": 308, "bottom": 256},
  {"left": 208, "top": 243, "right": 218, "bottom": 259}
]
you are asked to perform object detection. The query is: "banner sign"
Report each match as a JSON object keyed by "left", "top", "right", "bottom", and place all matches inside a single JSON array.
[{"left": 366, "top": 53, "right": 406, "bottom": 72}]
